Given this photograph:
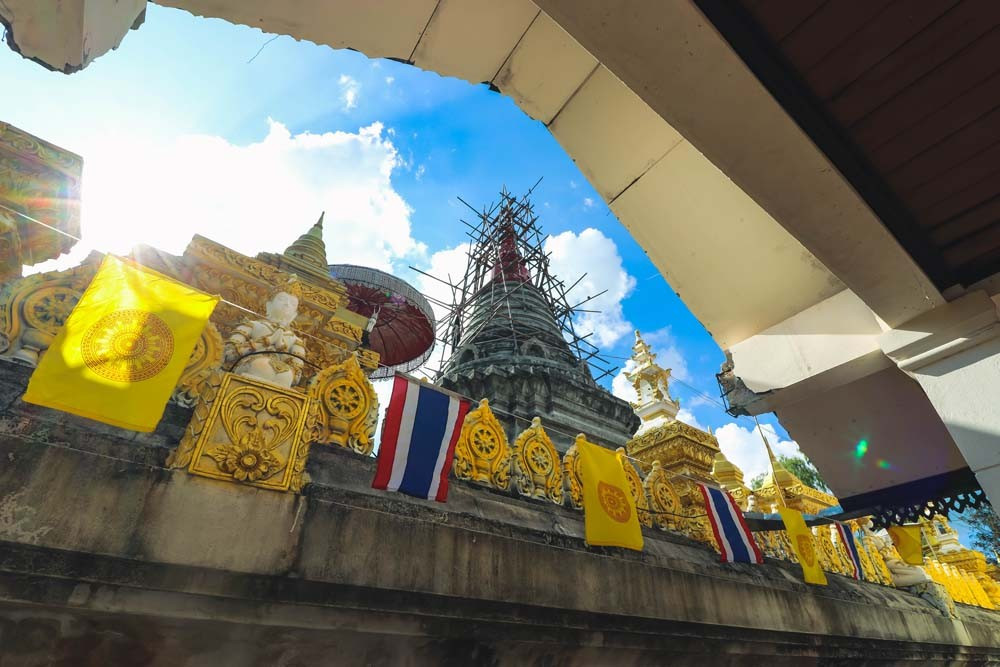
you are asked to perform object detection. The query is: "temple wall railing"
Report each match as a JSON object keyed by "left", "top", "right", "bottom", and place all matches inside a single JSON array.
[{"left": 444, "top": 398, "right": 1000, "bottom": 612}]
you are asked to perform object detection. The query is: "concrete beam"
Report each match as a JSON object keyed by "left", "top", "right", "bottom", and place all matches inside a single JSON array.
[
  {"left": 723, "top": 288, "right": 893, "bottom": 416},
  {"left": 535, "top": 0, "right": 944, "bottom": 328},
  {"left": 0, "top": 0, "right": 146, "bottom": 73},
  {"left": 777, "top": 365, "right": 967, "bottom": 502},
  {"left": 880, "top": 291, "right": 1000, "bottom": 507}
]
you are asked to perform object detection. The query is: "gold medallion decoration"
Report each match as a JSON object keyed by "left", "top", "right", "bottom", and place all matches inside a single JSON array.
[
  {"left": 643, "top": 460, "right": 683, "bottom": 532},
  {"left": 512, "top": 417, "right": 563, "bottom": 504},
  {"left": 796, "top": 533, "right": 817, "bottom": 568},
  {"left": 324, "top": 379, "right": 365, "bottom": 420},
  {"left": 598, "top": 481, "right": 631, "bottom": 523},
  {"left": 563, "top": 444, "right": 584, "bottom": 509},
  {"left": 453, "top": 399, "right": 511, "bottom": 490},
  {"left": 307, "top": 355, "right": 379, "bottom": 455},
  {"left": 81, "top": 309, "right": 174, "bottom": 382},
  {"left": 617, "top": 447, "right": 653, "bottom": 528}
]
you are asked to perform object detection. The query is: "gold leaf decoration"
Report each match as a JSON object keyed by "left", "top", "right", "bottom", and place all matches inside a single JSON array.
[
  {"left": 512, "top": 417, "right": 563, "bottom": 505},
  {"left": 0, "top": 257, "right": 98, "bottom": 364},
  {"left": 563, "top": 443, "right": 584, "bottom": 509},
  {"left": 453, "top": 398, "right": 510, "bottom": 491},
  {"left": 617, "top": 447, "right": 652, "bottom": 527},
  {"left": 642, "top": 460, "right": 682, "bottom": 532},
  {"left": 175, "top": 373, "right": 311, "bottom": 492},
  {"left": 307, "top": 354, "right": 378, "bottom": 455},
  {"left": 173, "top": 321, "right": 224, "bottom": 408}
]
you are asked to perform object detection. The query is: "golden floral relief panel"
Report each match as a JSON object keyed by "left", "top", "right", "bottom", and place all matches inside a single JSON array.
[{"left": 178, "top": 373, "right": 311, "bottom": 492}]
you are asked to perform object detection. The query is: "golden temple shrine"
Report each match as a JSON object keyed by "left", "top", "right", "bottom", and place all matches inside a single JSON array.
[{"left": 0, "top": 123, "right": 81, "bottom": 282}]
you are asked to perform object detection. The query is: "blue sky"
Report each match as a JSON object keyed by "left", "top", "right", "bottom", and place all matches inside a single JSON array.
[{"left": 1, "top": 5, "right": 899, "bottom": 500}]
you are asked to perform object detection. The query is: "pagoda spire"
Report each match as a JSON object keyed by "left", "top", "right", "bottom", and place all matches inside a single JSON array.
[
  {"left": 755, "top": 417, "right": 794, "bottom": 506},
  {"left": 626, "top": 330, "right": 680, "bottom": 435},
  {"left": 283, "top": 212, "right": 329, "bottom": 276}
]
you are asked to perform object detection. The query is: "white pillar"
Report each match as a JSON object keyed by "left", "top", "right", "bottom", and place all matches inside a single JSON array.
[{"left": 880, "top": 291, "right": 1000, "bottom": 511}]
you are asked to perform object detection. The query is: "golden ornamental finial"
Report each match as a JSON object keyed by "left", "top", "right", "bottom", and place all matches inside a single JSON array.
[
  {"left": 268, "top": 274, "right": 303, "bottom": 300},
  {"left": 282, "top": 212, "right": 329, "bottom": 273}
]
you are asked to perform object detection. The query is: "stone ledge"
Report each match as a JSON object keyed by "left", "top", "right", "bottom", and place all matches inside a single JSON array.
[
  {"left": 1, "top": 425, "right": 999, "bottom": 650},
  {"left": 1, "top": 541, "right": 998, "bottom": 666}
]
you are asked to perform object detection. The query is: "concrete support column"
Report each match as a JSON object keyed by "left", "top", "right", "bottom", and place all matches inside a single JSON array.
[{"left": 880, "top": 291, "right": 1000, "bottom": 510}]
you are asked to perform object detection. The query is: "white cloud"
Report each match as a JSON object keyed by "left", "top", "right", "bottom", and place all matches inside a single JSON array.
[
  {"left": 545, "top": 229, "right": 635, "bottom": 348},
  {"left": 611, "top": 364, "right": 637, "bottom": 402},
  {"left": 29, "top": 119, "right": 422, "bottom": 275},
  {"left": 714, "top": 421, "right": 802, "bottom": 482},
  {"left": 676, "top": 408, "right": 705, "bottom": 431},
  {"left": 569, "top": 180, "right": 578, "bottom": 189},
  {"left": 385, "top": 76, "right": 395, "bottom": 86},
  {"left": 583, "top": 197, "right": 595, "bottom": 208},
  {"left": 415, "top": 164, "right": 426, "bottom": 181},
  {"left": 338, "top": 74, "right": 360, "bottom": 110},
  {"left": 410, "top": 242, "right": 473, "bottom": 375}
]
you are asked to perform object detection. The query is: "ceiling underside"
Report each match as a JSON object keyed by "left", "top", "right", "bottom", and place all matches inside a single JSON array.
[{"left": 698, "top": 0, "right": 1000, "bottom": 289}]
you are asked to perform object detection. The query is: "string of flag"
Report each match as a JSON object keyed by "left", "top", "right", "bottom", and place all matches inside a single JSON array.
[{"left": 5, "top": 203, "right": 924, "bottom": 587}]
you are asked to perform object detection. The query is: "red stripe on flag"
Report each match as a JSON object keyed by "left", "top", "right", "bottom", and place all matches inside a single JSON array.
[
  {"left": 699, "top": 484, "right": 730, "bottom": 563},
  {"left": 372, "top": 375, "right": 410, "bottom": 489},
  {"left": 434, "top": 399, "right": 470, "bottom": 502}
]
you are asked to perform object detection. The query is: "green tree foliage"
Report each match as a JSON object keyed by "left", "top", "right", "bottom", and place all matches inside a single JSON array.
[
  {"left": 957, "top": 505, "right": 1000, "bottom": 563},
  {"left": 749, "top": 455, "right": 830, "bottom": 493}
]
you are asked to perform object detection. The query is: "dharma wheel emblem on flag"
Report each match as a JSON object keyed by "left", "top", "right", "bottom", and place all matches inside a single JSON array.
[
  {"left": 81, "top": 309, "right": 175, "bottom": 382},
  {"left": 796, "top": 533, "right": 817, "bottom": 568},
  {"left": 598, "top": 481, "right": 632, "bottom": 523}
]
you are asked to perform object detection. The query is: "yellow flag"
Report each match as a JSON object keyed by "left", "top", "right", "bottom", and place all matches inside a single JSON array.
[
  {"left": 23, "top": 255, "right": 218, "bottom": 432},
  {"left": 778, "top": 508, "right": 827, "bottom": 585},
  {"left": 577, "top": 439, "right": 643, "bottom": 551},
  {"left": 887, "top": 525, "right": 923, "bottom": 565}
]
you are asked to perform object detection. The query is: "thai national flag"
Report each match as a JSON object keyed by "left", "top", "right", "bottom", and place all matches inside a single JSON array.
[
  {"left": 372, "top": 374, "right": 471, "bottom": 502},
  {"left": 699, "top": 484, "right": 764, "bottom": 564},
  {"left": 836, "top": 522, "right": 862, "bottom": 579}
]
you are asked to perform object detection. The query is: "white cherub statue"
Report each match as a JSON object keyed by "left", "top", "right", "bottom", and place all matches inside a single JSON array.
[{"left": 224, "top": 276, "right": 307, "bottom": 388}]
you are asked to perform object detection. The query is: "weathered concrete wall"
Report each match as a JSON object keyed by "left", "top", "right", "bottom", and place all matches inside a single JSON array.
[{"left": 0, "top": 361, "right": 998, "bottom": 665}]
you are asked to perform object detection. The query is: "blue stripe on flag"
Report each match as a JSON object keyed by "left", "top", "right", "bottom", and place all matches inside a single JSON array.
[
  {"left": 710, "top": 487, "right": 753, "bottom": 563},
  {"left": 398, "top": 384, "right": 451, "bottom": 498},
  {"left": 842, "top": 526, "right": 862, "bottom": 575}
]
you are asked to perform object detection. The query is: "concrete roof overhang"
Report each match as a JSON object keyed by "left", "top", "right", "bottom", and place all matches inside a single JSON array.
[
  {"left": 698, "top": 0, "right": 1000, "bottom": 291},
  {"left": 1, "top": 0, "right": 945, "bottom": 347}
]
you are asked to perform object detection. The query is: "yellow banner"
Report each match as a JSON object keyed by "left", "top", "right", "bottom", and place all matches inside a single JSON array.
[
  {"left": 578, "top": 439, "right": 643, "bottom": 551},
  {"left": 887, "top": 525, "right": 923, "bottom": 565},
  {"left": 778, "top": 508, "right": 827, "bottom": 585},
  {"left": 23, "top": 255, "right": 218, "bottom": 432}
]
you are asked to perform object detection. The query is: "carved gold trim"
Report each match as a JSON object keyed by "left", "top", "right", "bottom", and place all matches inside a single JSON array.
[
  {"left": 173, "top": 321, "right": 224, "bottom": 408},
  {"left": 512, "top": 417, "right": 563, "bottom": 505},
  {"left": 643, "top": 460, "right": 682, "bottom": 532},
  {"left": 307, "top": 354, "right": 379, "bottom": 455},
  {"left": 173, "top": 372, "right": 311, "bottom": 493},
  {"left": 328, "top": 318, "right": 362, "bottom": 343},
  {"left": 454, "top": 398, "right": 510, "bottom": 491},
  {"left": 563, "top": 443, "right": 583, "bottom": 509},
  {"left": 617, "top": 447, "right": 651, "bottom": 527}
]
